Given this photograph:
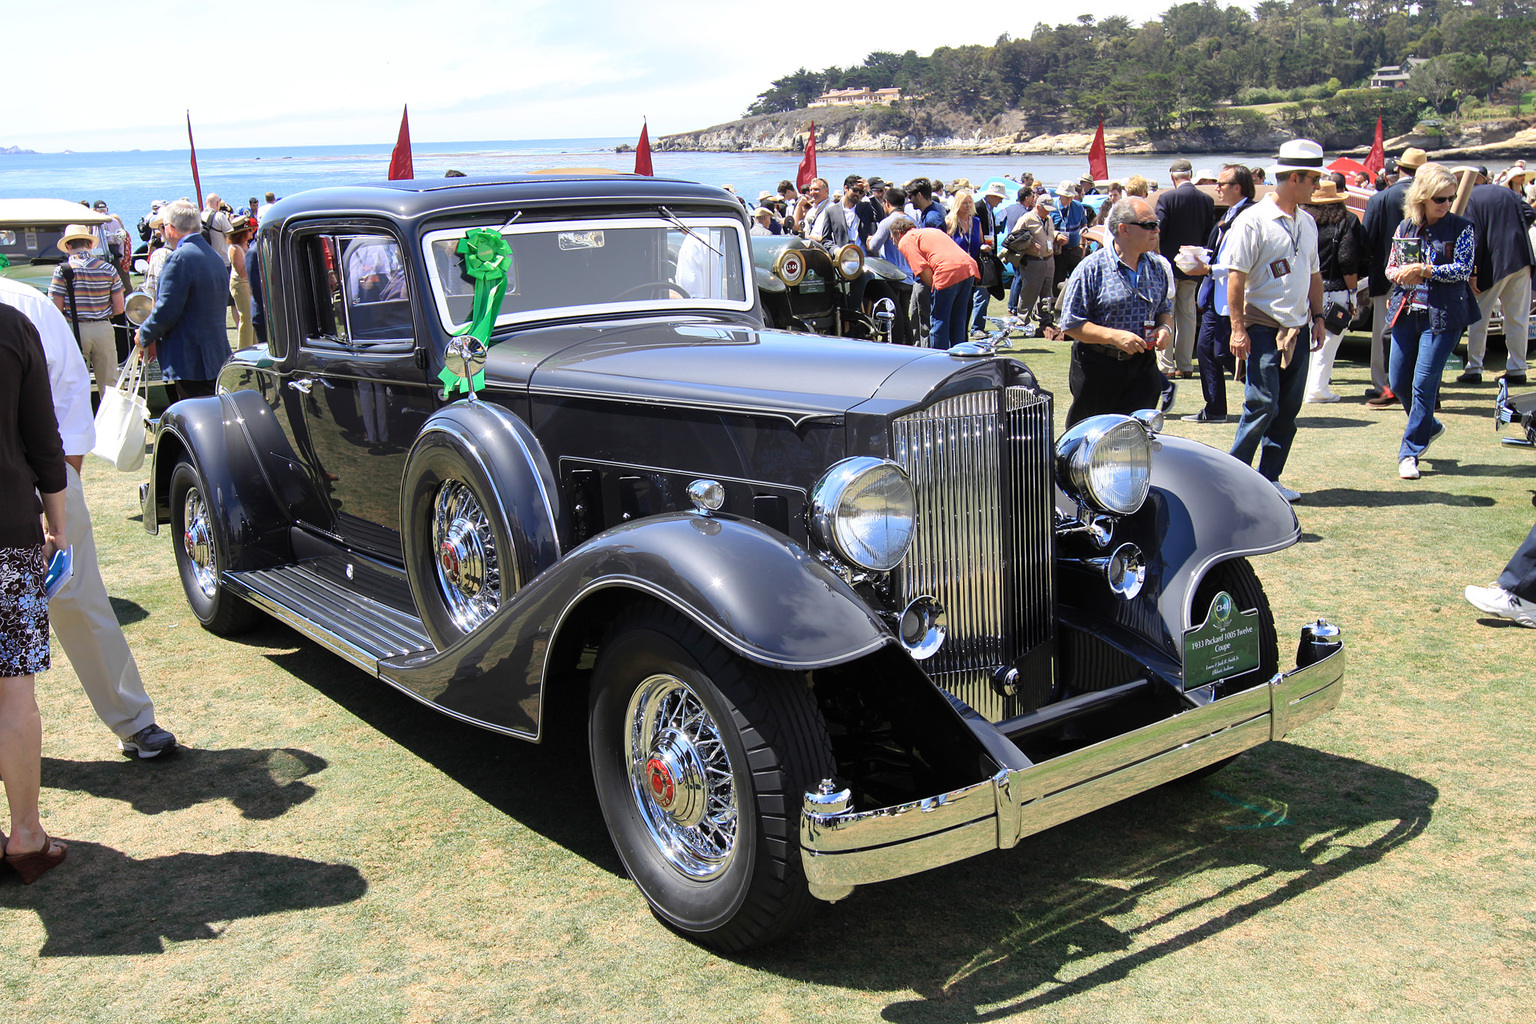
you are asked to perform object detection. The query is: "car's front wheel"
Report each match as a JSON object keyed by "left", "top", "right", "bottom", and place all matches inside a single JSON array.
[
  {"left": 588, "top": 605, "right": 834, "bottom": 951},
  {"left": 170, "top": 459, "right": 258, "bottom": 635}
]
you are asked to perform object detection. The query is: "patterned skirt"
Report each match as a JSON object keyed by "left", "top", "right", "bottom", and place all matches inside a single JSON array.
[{"left": 0, "top": 545, "right": 48, "bottom": 677}]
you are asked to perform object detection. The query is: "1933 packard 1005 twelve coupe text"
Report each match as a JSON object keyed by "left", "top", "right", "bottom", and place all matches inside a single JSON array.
[{"left": 142, "top": 174, "right": 1345, "bottom": 951}]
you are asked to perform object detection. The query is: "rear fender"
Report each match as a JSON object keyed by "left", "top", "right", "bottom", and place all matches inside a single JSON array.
[{"left": 378, "top": 514, "right": 891, "bottom": 740}]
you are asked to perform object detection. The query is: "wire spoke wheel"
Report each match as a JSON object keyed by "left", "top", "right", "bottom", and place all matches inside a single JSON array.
[
  {"left": 182, "top": 486, "right": 218, "bottom": 600},
  {"left": 431, "top": 479, "right": 502, "bottom": 633},
  {"left": 625, "top": 673, "right": 738, "bottom": 880}
]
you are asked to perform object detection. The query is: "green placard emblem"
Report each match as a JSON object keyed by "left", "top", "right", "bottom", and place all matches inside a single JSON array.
[{"left": 1183, "top": 591, "right": 1261, "bottom": 688}]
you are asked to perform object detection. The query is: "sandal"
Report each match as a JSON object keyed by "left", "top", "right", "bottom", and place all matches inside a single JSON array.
[{"left": 5, "top": 833, "right": 67, "bottom": 884}]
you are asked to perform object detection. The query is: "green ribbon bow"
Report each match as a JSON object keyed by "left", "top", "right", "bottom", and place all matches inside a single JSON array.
[
  {"left": 0, "top": 253, "right": 10, "bottom": 269},
  {"left": 438, "top": 228, "right": 513, "bottom": 398}
]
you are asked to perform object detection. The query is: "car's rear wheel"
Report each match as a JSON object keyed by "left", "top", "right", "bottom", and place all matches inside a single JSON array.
[
  {"left": 170, "top": 459, "right": 258, "bottom": 635},
  {"left": 588, "top": 604, "right": 834, "bottom": 951}
]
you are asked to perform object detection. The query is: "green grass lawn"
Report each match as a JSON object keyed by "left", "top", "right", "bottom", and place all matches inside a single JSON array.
[{"left": 5, "top": 320, "right": 1534, "bottom": 1022}]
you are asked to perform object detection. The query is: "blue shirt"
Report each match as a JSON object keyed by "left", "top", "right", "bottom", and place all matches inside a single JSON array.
[
  {"left": 1060, "top": 243, "right": 1173, "bottom": 336},
  {"left": 1053, "top": 200, "right": 1088, "bottom": 247}
]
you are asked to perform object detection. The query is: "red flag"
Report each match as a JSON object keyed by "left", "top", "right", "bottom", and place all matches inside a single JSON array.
[
  {"left": 634, "top": 120, "right": 653, "bottom": 176},
  {"left": 796, "top": 122, "right": 818, "bottom": 189},
  {"left": 186, "top": 111, "right": 203, "bottom": 211},
  {"left": 1088, "top": 119, "right": 1108, "bottom": 182},
  {"left": 1364, "top": 115, "right": 1385, "bottom": 175},
  {"left": 388, "top": 105, "right": 414, "bottom": 180}
]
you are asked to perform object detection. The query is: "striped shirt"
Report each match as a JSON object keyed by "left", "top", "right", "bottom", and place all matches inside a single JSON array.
[{"left": 48, "top": 255, "right": 123, "bottom": 321}]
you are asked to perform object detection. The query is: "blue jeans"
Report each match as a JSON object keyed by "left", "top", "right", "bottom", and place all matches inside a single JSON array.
[
  {"left": 971, "top": 280, "right": 990, "bottom": 332},
  {"left": 1389, "top": 311, "right": 1462, "bottom": 460},
  {"left": 930, "top": 277, "right": 974, "bottom": 349},
  {"left": 1229, "top": 323, "right": 1310, "bottom": 482}
]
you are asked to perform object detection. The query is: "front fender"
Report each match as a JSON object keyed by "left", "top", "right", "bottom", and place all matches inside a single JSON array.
[
  {"left": 144, "top": 393, "right": 291, "bottom": 571},
  {"left": 378, "top": 513, "right": 890, "bottom": 739},
  {"left": 1058, "top": 434, "right": 1298, "bottom": 667}
]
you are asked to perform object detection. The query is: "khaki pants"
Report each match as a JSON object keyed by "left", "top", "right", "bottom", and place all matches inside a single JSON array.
[
  {"left": 77, "top": 318, "right": 118, "bottom": 391},
  {"left": 50, "top": 463, "right": 156, "bottom": 740},
  {"left": 231, "top": 275, "right": 254, "bottom": 350},
  {"left": 1465, "top": 269, "right": 1532, "bottom": 374},
  {"left": 1158, "top": 279, "right": 1200, "bottom": 375}
]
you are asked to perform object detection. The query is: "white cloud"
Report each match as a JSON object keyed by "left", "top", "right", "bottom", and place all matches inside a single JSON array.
[{"left": 6, "top": 0, "right": 1252, "bottom": 151}]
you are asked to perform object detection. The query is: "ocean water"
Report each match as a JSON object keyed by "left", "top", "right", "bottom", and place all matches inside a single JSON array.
[{"left": 0, "top": 137, "right": 1269, "bottom": 224}]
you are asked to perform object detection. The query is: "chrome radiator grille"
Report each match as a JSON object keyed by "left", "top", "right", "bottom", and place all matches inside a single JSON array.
[{"left": 890, "top": 386, "right": 1055, "bottom": 721}]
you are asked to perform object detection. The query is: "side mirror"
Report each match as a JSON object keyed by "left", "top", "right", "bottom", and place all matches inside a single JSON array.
[{"left": 124, "top": 290, "right": 153, "bottom": 326}]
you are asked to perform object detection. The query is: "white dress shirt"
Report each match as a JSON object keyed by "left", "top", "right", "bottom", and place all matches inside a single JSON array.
[{"left": 0, "top": 276, "right": 96, "bottom": 456}]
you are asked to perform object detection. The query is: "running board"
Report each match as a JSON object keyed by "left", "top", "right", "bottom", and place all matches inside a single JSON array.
[{"left": 226, "top": 561, "right": 433, "bottom": 674}]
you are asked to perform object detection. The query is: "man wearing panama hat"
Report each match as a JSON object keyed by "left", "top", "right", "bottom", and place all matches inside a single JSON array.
[
  {"left": 1225, "top": 139, "right": 1329, "bottom": 502},
  {"left": 47, "top": 225, "right": 125, "bottom": 394}
]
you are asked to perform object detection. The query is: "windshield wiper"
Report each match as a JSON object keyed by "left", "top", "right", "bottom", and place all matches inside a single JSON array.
[{"left": 657, "top": 206, "right": 723, "bottom": 258}]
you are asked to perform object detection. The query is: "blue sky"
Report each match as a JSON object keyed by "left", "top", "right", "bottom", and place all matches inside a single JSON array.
[{"left": 10, "top": 0, "right": 1249, "bottom": 152}]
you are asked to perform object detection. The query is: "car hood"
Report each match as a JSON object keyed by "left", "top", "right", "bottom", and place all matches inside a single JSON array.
[{"left": 523, "top": 320, "right": 949, "bottom": 424}]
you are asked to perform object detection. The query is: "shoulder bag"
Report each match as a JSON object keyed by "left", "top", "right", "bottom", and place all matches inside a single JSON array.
[{"left": 90, "top": 347, "right": 150, "bottom": 472}]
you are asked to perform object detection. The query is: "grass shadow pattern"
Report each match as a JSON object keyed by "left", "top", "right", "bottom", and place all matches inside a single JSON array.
[{"left": 42, "top": 747, "right": 328, "bottom": 820}]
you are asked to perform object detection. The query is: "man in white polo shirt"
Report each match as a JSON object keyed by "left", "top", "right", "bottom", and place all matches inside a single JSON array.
[{"left": 1226, "top": 139, "right": 1329, "bottom": 503}]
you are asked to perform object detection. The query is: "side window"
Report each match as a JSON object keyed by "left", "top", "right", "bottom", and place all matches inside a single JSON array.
[
  {"left": 339, "top": 235, "right": 413, "bottom": 347},
  {"left": 298, "top": 235, "right": 348, "bottom": 348}
]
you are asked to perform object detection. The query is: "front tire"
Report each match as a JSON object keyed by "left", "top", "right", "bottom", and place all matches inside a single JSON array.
[
  {"left": 170, "top": 459, "right": 258, "bottom": 635},
  {"left": 588, "top": 605, "right": 834, "bottom": 951}
]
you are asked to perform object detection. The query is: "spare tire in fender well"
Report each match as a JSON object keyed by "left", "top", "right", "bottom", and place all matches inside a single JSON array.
[{"left": 401, "top": 399, "right": 564, "bottom": 650}]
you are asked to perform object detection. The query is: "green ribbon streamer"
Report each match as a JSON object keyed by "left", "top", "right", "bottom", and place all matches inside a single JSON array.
[
  {"left": 439, "top": 228, "right": 512, "bottom": 399},
  {"left": 0, "top": 253, "right": 10, "bottom": 269}
]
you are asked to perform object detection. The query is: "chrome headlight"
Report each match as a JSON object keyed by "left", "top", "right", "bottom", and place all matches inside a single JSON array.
[
  {"left": 834, "top": 243, "right": 864, "bottom": 281},
  {"left": 810, "top": 458, "right": 915, "bottom": 572},
  {"left": 1055, "top": 414, "right": 1152, "bottom": 515}
]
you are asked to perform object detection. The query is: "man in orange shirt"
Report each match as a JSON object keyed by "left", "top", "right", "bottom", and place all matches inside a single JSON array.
[{"left": 889, "top": 217, "right": 980, "bottom": 349}]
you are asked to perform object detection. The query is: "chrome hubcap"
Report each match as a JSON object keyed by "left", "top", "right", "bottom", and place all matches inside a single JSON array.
[
  {"left": 432, "top": 480, "right": 501, "bottom": 633},
  {"left": 625, "top": 674, "right": 737, "bottom": 879},
  {"left": 182, "top": 487, "right": 218, "bottom": 599}
]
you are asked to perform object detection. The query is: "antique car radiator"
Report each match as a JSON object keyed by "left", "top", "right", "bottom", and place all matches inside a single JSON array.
[{"left": 890, "top": 386, "right": 1056, "bottom": 722}]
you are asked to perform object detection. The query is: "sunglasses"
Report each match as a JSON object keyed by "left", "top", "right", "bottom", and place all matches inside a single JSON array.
[
  {"left": 1216, "top": 180, "right": 1237, "bottom": 187},
  {"left": 1131, "top": 220, "right": 1161, "bottom": 231},
  {"left": 1430, "top": 194, "right": 1454, "bottom": 204}
]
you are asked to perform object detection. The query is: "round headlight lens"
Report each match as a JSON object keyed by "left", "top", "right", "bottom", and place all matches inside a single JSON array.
[
  {"left": 1055, "top": 414, "right": 1152, "bottom": 515},
  {"left": 835, "top": 243, "right": 864, "bottom": 281},
  {"left": 811, "top": 458, "right": 916, "bottom": 572},
  {"left": 773, "top": 248, "right": 806, "bottom": 286}
]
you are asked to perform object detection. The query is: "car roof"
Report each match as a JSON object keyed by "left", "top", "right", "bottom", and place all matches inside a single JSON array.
[
  {"left": 262, "top": 175, "right": 745, "bottom": 227},
  {"left": 0, "top": 199, "right": 114, "bottom": 228}
]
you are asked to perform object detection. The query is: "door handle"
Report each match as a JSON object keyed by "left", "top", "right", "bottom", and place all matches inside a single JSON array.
[{"left": 287, "top": 377, "right": 335, "bottom": 394}]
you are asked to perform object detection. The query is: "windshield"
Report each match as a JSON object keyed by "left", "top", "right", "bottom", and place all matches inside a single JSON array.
[{"left": 422, "top": 215, "right": 752, "bottom": 331}]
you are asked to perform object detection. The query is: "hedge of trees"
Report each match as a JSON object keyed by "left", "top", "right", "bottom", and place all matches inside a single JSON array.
[{"left": 747, "top": 0, "right": 1536, "bottom": 141}]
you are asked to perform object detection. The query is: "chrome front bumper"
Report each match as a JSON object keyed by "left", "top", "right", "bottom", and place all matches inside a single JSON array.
[{"left": 800, "top": 642, "right": 1346, "bottom": 901}]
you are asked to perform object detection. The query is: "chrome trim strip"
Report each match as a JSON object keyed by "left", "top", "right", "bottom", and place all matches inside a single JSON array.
[
  {"left": 526, "top": 383, "right": 846, "bottom": 431},
  {"left": 800, "top": 645, "right": 1345, "bottom": 896}
]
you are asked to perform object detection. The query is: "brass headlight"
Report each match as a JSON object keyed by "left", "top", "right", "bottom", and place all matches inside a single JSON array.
[
  {"left": 773, "top": 248, "right": 807, "bottom": 286},
  {"left": 834, "top": 243, "right": 864, "bottom": 281}
]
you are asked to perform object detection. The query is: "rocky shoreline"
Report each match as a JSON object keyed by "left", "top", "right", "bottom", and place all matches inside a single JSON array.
[{"left": 658, "top": 106, "right": 1536, "bottom": 160}]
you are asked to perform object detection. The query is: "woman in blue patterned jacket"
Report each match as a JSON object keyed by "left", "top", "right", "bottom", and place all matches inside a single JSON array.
[{"left": 1385, "top": 163, "right": 1481, "bottom": 480}]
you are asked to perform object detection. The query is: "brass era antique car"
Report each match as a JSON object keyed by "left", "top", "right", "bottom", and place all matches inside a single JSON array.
[{"left": 143, "top": 174, "right": 1345, "bottom": 951}]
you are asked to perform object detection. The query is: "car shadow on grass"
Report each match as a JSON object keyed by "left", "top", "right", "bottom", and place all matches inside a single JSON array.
[
  {"left": 42, "top": 747, "right": 328, "bottom": 820},
  {"left": 257, "top": 637, "right": 619, "bottom": 875},
  {"left": 1301, "top": 487, "right": 1496, "bottom": 507},
  {"left": 744, "top": 745, "right": 1434, "bottom": 1022},
  {"left": 0, "top": 842, "right": 367, "bottom": 956}
]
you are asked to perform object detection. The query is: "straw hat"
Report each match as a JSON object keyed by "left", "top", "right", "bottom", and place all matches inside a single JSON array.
[
  {"left": 1308, "top": 180, "right": 1346, "bottom": 205},
  {"left": 1397, "top": 147, "right": 1428, "bottom": 172},
  {"left": 55, "top": 224, "right": 98, "bottom": 253},
  {"left": 1270, "top": 138, "right": 1325, "bottom": 180}
]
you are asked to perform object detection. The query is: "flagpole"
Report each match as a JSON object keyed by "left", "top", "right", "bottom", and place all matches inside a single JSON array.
[{"left": 186, "top": 111, "right": 203, "bottom": 210}]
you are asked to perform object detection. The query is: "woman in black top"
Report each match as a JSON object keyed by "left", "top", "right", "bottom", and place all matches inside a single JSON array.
[
  {"left": 0, "top": 303, "right": 70, "bottom": 883},
  {"left": 1304, "top": 180, "right": 1366, "bottom": 402}
]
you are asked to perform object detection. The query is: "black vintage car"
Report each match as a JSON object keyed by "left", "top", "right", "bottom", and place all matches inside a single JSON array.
[
  {"left": 142, "top": 174, "right": 1345, "bottom": 952},
  {"left": 751, "top": 234, "right": 914, "bottom": 342}
]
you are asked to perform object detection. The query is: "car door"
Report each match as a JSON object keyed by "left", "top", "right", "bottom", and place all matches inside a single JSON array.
[{"left": 283, "top": 227, "right": 434, "bottom": 563}]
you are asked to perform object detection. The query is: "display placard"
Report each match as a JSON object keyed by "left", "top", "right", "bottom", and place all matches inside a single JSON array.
[{"left": 1182, "top": 591, "right": 1261, "bottom": 689}]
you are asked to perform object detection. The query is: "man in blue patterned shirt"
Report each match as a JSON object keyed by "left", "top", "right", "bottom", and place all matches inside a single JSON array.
[{"left": 1058, "top": 197, "right": 1174, "bottom": 427}]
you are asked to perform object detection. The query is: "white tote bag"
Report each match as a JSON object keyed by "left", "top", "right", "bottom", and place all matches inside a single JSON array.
[{"left": 90, "top": 348, "right": 150, "bottom": 472}]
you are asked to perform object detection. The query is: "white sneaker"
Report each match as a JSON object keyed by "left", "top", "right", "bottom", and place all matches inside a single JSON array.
[
  {"left": 1399, "top": 456, "right": 1420, "bottom": 479},
  {"left": 1272, "top": 480, "right": 1300, "bottom": 502},
  {"left": 1464, "top": 584, "right": 1536, "bottom": 627},
  {"left": 1305, "top": 392, "right": 1342, "bottom": 403}
]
